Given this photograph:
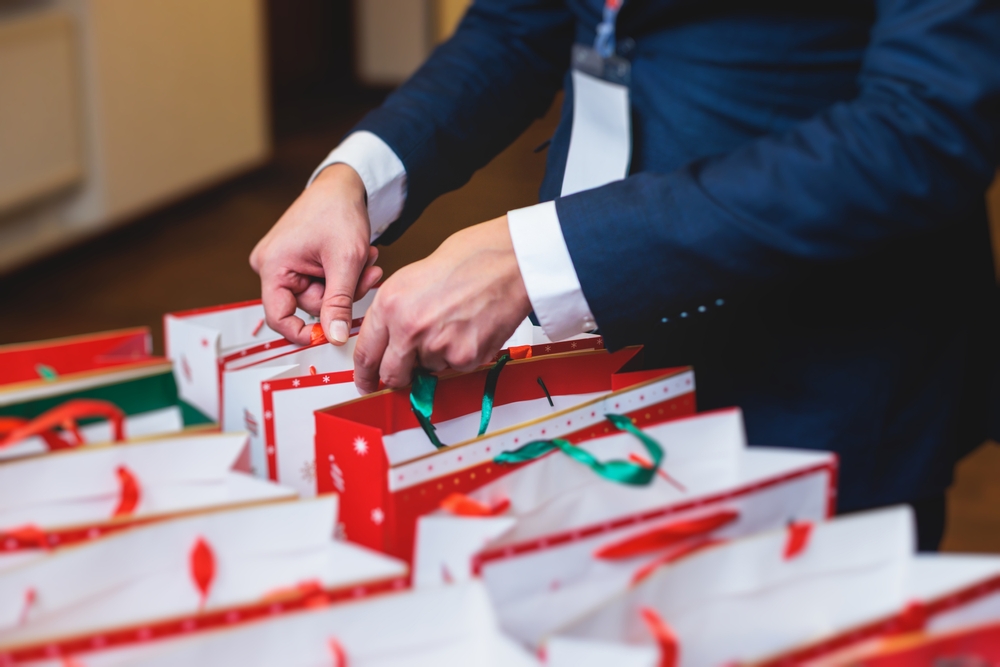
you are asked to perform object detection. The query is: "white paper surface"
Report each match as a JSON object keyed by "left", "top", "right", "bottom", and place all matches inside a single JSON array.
[
  {"left": 0, "top": 497, "right": 407, "bottom": 648},
  {"left": 550, "top": 506, "right": 915, "bottom": 667},
  {"left": 28, "top": 583, "right": 539, "bottom": 667}
]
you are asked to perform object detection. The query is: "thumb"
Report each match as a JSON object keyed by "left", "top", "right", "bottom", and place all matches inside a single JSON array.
[{"left": 321, "top": 247, "right": 368, "bottom": 345}]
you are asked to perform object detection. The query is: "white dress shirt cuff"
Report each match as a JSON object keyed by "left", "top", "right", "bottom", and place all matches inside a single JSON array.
[
  {"left": 508, "top": 200, "right": 598, "bottom": 341},
  {"left": 308, "top": 131, "right": 408, "bottom": 243}
]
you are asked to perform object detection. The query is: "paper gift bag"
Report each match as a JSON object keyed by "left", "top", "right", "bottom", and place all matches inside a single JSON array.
[
  {"left": 0, "top": 431, "right": 295, "bottom": 571},
  {"left": 0, "top": 329, "right": 185, "bottom": 460},
  {"left": 262, "top": 322, "right": 605, "bottom": 499},
  {"left": 829, "top": 621, "right": 1000, "bottom": 667},
  {"left": 757, "top": 552, "right": 1000, "bottom": 666},
  {"left": 18, "top": 582, "right": 539, "bottom": 667},
  {"left": 221, "top": 331, "right": 365, "bottom": 480},
  {"left": 545, "top": 506, "right": 1000, "bottom": 667},
  {"left": 164, "top": 292, "right": 376, "bottom": 423},
  {"left": 0, "top": 496, "right": 407, "bottom": 664},
  {"left": 313, "top": 347, "right": 696, "bottom": 562},
  {"left": 413, "top": 409, "right": 836, "bottom": 645}
]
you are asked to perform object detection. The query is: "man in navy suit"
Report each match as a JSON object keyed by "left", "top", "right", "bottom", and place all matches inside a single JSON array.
[{"left": 251, "top": 0, "right": 1000, "bottom": 548}]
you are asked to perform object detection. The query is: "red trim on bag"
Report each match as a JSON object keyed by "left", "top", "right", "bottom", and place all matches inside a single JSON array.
[
  {"left": 261, "top": 369, "right": 356, "bottom": 481},
  {"left": 0, "top": 576, "right": 409, "bottom": 664},
  {"left": 166, "top": 300, "right": 262, "bottom": 320},
  {"left": 471, "top": 461, "right": 836, "bottom": 574},
  {"left": 641, "top": 607, "right": 679, "bottom": 667},
  {"left": 756, "top": 574, "right": 1000, "bottom": 667}
]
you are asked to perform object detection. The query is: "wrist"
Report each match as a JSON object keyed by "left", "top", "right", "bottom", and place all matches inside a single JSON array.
[{"left": 312, "top": 163, "right": 367, "bottom": 206}]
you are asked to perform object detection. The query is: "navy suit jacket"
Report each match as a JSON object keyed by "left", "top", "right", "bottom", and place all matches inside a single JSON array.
[{"left": 352, "top": 0, "right": 1000, "bottom": 512}]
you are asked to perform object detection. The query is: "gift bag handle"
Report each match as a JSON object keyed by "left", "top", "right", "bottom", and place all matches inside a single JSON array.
[
  {"left": 594, "top": 509, "right": 739, "bottom": 560},
  {"left": 0, "top": 399, "right": 126, "bottom": 451},
  {"left": 494, "top": 413, "right": 666, "bottom": 486},
  {"left": 410, "top": 352, "right": 511, "bottom": 449}
]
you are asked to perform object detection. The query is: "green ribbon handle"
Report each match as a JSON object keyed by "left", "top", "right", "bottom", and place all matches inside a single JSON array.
[
  {"left": 494, "top": 413, "right": 665, "bottom": 486},
  {"left": 410, "top": 371, "right": 445, "bottom": 449},
  {"left": 478, "top": 352, "right": 510, "bottom": 437},
  {"left": 410, "top": 353, "right": 511, "bottom": 450}
]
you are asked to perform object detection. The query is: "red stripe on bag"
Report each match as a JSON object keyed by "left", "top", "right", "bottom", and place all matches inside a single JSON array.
[
  {"left": 783, "top": 521, "right": 813, "bottom": 560},
  {"left": 0, "top": 576, "right": 409, "bottom": 664},
  {"left": 190, "top": 537, "right": 216, "bottom": 608},
  {"left": 112, "top": 466, "right": 140, "bottom": 518},
  {"left": 641, "top": 607, "right": 679, "bottom": 667},
  {"left": 595, "top": 510, "right": 738, "bottom": 560},
  {"left": 439, "top": 493, "right": 510, "bottom": 517}
]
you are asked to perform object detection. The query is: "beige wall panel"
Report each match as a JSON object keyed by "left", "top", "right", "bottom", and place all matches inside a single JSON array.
[
  {"left": 355, "top": 0, "right": 430, "bottom": 86},
  {"left": 0, "top": 12, "right": 82, "bottom": 214},
  {"left": 89, "top": 0, "right": 270, "bottom": 219},
  {"left": 433, "top": 0, "right": 470, "bottom": 42}
]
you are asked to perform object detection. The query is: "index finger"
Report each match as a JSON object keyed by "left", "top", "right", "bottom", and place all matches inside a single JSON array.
[
  {"left": 353, "top": 306, "right": 390, "bottom": 394},
  {"left": 260, "top": 272, "right": 312, "bottom": 346}
]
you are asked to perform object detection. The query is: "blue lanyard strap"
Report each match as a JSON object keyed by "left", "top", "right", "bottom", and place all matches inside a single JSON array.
[{"left": 594, "top": 0, "right": 623, "bottom": 58}]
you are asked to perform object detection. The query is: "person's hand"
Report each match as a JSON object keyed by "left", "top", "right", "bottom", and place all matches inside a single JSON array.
[
  {"left": 353, "top": 215, "right": 532, "bottom": 393},
  {"left": 250, "top": 164, "right": 383, "bottom": 346}
]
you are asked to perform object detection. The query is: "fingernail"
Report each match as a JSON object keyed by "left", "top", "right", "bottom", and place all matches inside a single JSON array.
[{"left": 330, "top": 320, "right": 349, "bottom": 344}]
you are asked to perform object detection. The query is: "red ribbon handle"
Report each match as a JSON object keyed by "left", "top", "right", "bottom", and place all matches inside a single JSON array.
[
  {"left": 439, "top": 493, "right": 511, "bottom": 517},
  {"left": 641, "top": 607, "right": 679, "bottom": 667},
  {"left": 594, "top": 509, "right": 739, "bottom": 560},
  {"left": 0, "top": 399, "right": 126, "bottom": 451}
]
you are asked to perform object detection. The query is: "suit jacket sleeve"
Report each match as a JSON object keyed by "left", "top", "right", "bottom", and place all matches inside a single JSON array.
[
  {"left": 556, "top": 0, "right": 1000, "bottom": 348},
  {"left": 351, "top": 0, "right": 575, "bottom": 244}
]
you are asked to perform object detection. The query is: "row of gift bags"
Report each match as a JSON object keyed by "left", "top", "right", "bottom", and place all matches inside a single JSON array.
[
  {"left": 2, "top": 301, "right": 1000, "bottom": 665},
  {"left": 3, "top": 421, "right": 1000, "bottom": 666}
]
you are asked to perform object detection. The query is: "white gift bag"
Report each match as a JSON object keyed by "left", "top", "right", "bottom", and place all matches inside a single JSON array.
[
  {"left": 413, "top": 409, "right": 836, "bottom": 646},
  {"left": 766, "top": 552, "right": 1000, "bottom": 666},
  {"left": 258, "top": 319, "right": 606, "bottom": 499},
  {"left": 0, "top": 497, "right": 407, "bottom": 663},
  {"left": 547, "top": 506, "right": 1000, "bottom": 667},
  {"left": 219, "top": 329, "right": 372, "bottom": 480},
  {"left": 164, "top": 292, "right": 376, "bottom": 423},
  {"left": 0, "top": 432, "right": 295, "bottom": 571},
  {"left": 17, "top": 582, "right": 538, "bottom": 667}
]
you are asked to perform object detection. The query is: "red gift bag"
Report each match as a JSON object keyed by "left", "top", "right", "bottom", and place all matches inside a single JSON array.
[{"left": 314, "top": 347, "right": 696, "bottom": 562}]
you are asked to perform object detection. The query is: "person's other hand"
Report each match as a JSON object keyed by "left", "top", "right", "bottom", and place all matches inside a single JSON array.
[
  {"left": 250, "top": 164, "right": 383, "bottom": 346},
  {"left": 354, "top": 215, "right": 532, "bottom": 394}
]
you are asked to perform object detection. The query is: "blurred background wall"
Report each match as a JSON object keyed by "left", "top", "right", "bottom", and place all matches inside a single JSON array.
[{"left": 0, "top": 0, "right": 474, "bottom": 276}]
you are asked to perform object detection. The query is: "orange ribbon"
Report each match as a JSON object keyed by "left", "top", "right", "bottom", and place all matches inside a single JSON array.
[
  {"left": 0, "top": 399, "right": 125, "bottom": 451},
  {"left": 439, "top": 493, "right": 510, "bottom": 517},
  {"left": 783, "top": 521, "right": 813, "bottom": 560},
  {"left": 112, "top": 466, "right": 140, "bottom": 518}
]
